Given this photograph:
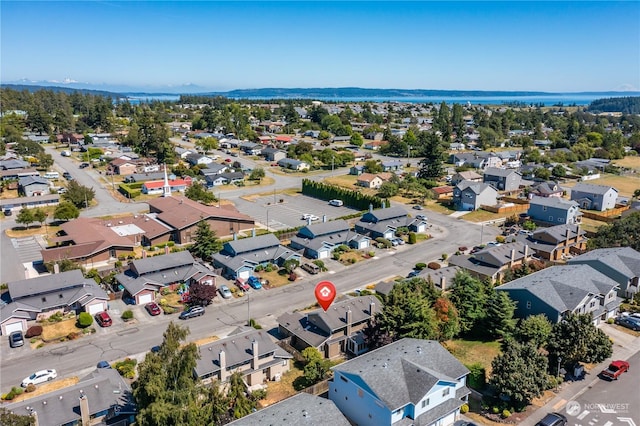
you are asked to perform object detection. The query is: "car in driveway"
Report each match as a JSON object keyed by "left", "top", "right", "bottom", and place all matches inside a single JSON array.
[
  {"left": 145, "top": 302, "right": 162, "bottom": 316},
  {"left": 9, "top": 331, "right": 24, "bottom": 348},
  {"left": 416, "top": 214, "right": 428, "bottom": 221},
  {"left": 22, "top": 369, "right": 57, "bottom": 387},
  {"left": 614, "top": 316, "right": 640, "bottom": 331},
  {"left": 301, "top": 263, "right": 321, "bottom": 275},
  {"left": 236, "top": 278, "right": 250, "bottom": 292},
  {"left": 407, "top": 270, "right": 421, "bottom": 278},
  {"left": 97, "top": 361, "right": 112, "bottom": 369},
  {"left": 600, "top": 360, "right": 630, "bottom": 380},
  {"left": 535, "top": 412, "right": 567, "bottom": 426},
  {"left": 247, "top": 276, "right": 262, "bottom": 289},
  {"left": 179, "top": 306, "right": 205, "bottom": 320},
  {"left": 218, "top": 284, "right": 232, "bottom": 299},
  {"left": 95, "top": 311, "right": 113, "bottom": 327}
]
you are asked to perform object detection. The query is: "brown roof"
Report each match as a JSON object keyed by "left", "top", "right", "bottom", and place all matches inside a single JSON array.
[
  {"left": 147, "top": 196, "right": 254, "bottom": 230},
  {"left": 377, "top": 172, "right": 393, "bottom": 181},
  {"left": 357, "top": 173, "right": 380, "bottom": 182},
  {"left": 433, "top": 186, "right": 454, "bottom": 195}
]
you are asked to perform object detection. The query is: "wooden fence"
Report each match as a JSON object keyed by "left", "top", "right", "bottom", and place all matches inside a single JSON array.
[
  {"left": 277, "top": 338, "right": 305, "bottom": 363},
  {"left": 581, "top": 205, "right": 630, "bottom": 222},
  {"left": 481, "top": 203, "right": 529, "bottom": 214},
  {"left": 302, "top": 379, "right": 330, "bottom": 395}
]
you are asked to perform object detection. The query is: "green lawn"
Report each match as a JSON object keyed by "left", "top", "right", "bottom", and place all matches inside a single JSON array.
[{"left": 443, "top": 339, "right": 502, "bottom": 374}]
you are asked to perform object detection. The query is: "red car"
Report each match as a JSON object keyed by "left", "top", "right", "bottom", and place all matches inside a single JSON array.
[
  {"left": 600, "top": 360, "right": 630, "bottom": 380},
  {"left": 145, "top": 302, "right": 162, "bottom": 316},
  {"left": 95, "top": 311, "right": 112, "bottom": 327},
  {"left": 235, "top": 278, "right": 250, "bottom": 292}
]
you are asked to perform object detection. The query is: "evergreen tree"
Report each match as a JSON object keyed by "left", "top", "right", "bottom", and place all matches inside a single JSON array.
[
  {"left": 189, "top": 220, "right": 222, "bottom": 261},
  {"left": 514, "top": 314, "right": 553, "bottom": 348},
  {"left": 484, "top": 290, "right": 517, "bottom": 339},
  {"left": 416, "top": 132, "right": 445, "bottom": 179},
  {"left": 449, "top": 272, "right": 489, "bottom": 336},
  {"left": 546, "top": 313, "right": 613, "bottom": 367}
]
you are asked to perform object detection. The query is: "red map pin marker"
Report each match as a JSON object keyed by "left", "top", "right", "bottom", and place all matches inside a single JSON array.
[{"left": 315, "top": 281, "right": 336, "bottom": 311}]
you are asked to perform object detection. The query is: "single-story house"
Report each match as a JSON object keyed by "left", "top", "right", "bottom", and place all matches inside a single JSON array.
[
  {"left": 18, "top": 175, "right": 50, "bottom": 197},
  {"left": 277, "top": 158, "right": 310, "bottom": 171},
  {"left": 290, "top": 219, "right": 370, "bottom": 259},
  {"left": 355, "top": 206, "right": 427, "bottom": 240},
  {"left": 357, "top": 173, "right": 384, "bottom": 189},
  {"left": 141, "top": 177, "right": 192, "bottom": 195}
]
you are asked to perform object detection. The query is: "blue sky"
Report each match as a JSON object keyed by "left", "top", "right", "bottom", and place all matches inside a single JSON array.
[{"left": 1, "top": 1, "right": 639, "bottom": 92}]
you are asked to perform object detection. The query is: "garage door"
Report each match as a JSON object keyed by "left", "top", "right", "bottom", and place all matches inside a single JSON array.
[
  {"left": 238, "top": 270, "right": 250, "bottom": 280},
  {"left": 4, "top": 322, "right": 23, "bottom": 335},
  {"left": 138, "top": 293, "right": 153, "bottom": 305},
  {"left": 88, "top": 303, "right": 104, "bottom": 315},
  {"left": 318, "top": 251, "right": 329, "bottom": 259}
]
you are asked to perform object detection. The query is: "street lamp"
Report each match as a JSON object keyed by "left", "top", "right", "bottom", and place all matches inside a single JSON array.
[
  {"left": 266, "top": 208, "right": 270, "bottom": 232},
  {"left": 556, "top": 356, "right": 563, "bottom": 391}
]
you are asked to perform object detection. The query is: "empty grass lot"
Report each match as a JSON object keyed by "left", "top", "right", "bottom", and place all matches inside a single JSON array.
[{"left": 443, "top": 339, "right": 502, "bottom": 374}]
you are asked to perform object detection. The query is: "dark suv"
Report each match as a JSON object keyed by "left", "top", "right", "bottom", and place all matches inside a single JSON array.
[
  {"left": 179, "top": 306, "right": 205, "bottom": 320},
  {"left": 536, "top": 412, "right": 567, "bottom": 426}
]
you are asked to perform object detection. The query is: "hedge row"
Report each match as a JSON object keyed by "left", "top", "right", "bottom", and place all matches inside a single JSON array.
[
  {"left": 301, "top": 179, "right": 389, "bottom": 211},
  {"left": 118, "top": 182, "right": 143, "bottom": 198}
]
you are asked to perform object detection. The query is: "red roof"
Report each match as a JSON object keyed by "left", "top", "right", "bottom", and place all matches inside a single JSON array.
[
  {"left": 275, "top": 135, "right": 292, "bottom": 142},
  {"left": 143, "top": 179, "right": 191, "bottom": 189},
  {"left": 433, "top": 186, "right": 454, "bottom": 194}
]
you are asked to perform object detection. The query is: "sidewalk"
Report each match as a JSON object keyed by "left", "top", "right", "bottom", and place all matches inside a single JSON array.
[{"left": 519, "top": 323, "right": 640, "bottom": 426}]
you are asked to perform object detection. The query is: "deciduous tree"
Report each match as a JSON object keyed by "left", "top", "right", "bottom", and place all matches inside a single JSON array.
[
  {"left": 546, "top": 313, "right": 613, "bottom": 367},
  {"left": 15, "top": 208, "right": 35, "bottom": 228},
  {"left": 188, "top": 281, "right": 217, "bottom": 306},
  {"left": 63, "top": 180, "right": 95, "bottom": 208},
  {"left": 53, "top": 202, "right": 80, "bottom": 221},
  {"left": 514, "top": 314, "right": 553, "bottom": 348}
]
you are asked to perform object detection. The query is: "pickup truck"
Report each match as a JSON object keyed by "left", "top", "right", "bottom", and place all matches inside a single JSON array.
[{"left": 600, "top": 360, "right": 629, "bottom": 380}]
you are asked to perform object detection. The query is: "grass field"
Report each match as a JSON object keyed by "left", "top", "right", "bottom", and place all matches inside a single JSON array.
[
  {"left": 42, "top": 318, "right": 81, "bottom": 341},
  {"left": 443, "top": 339, "right": 502, "bottom": 374},
  {"left": 613, "top": 156, "right": 640, "bottom": 171},
  {"left": 562, "top": 173, "right": 640, "bottom": 197}
]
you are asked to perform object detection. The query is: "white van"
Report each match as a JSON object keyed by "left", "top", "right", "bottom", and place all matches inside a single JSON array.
[
  {"left": 43, "top": 172, "right": 60, "bottom": 179},
  {"left": 329, "top": 199, "right": 344, "bottom": 207}
]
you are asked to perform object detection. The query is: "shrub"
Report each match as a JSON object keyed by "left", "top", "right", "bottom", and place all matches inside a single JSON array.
[
  {"left": 441, "top": 253, "right": 448, "bottom": 261},
  {"left": 607, "top": 318, "right": 614, "bottom": 324},
  {"left": 415, "top": 262, "right": 427, "bottom": 270},
  {"left": 163, "top": 306, "right": 176, "bottom": 314},
  {"left": 161, "top": 288, "right": 171, "bottom": 296},
  {"left": 25, "top": 325, "right": 43, "bottom": 338},
  {"left": 313, "top": 260, "right": 326, "bottom": 271},
  {"left": 502, "top": 409, "right": 511, "bottom": 419},
  {"left": 465, "top": 363, "right": 486, "bottom": 390},
  {"left": 114, "top": 358, "right": 138, "bottom": 379},
  {"left": 492, "top": 406, "right": 500, "bottom": 414},
  {"left": 375, "top": 237, "right": 392, "bottom": 248},
  {"left": 251, "top": 388, "right": 268, "bottom": 401},
  {"left": 289, "top": 272, "right": 297, "bottom": 281},
  {"left": 408, "top": 232, "right": 417, "bottom": 244},
  {"left": 67, "top": 332, "right": 80, "bottom": 340},
  {"left": 496, "top": 235, "right": 506, "bottom": 243},
  {"left": 460, "top": 403, "right": 469, "bottom": 414},
  {"left": 77, "top": 312, "right": 93, "bottom": 328},
  {"left": 427, "top": 262, "right": 441, "bottom": 270},
  {"left": 48, "top": 312, "right": 64, "bottom": 323},
  {"left": 121, "top": 310, "right": 134, "bottom": 321},
  {"left": 25, "top": 384, "right": 36, "bottom": 393},
  {"left": 349, "top": 258, "right": 356, "bottom": 264}
]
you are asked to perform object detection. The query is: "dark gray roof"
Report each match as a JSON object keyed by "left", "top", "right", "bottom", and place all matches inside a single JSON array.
[
  {"left": 570, "top": 182, "right": 617, "bottom": 196},
  {"left": 227, "top": 393, "right": 350, "bottom": 426},
  {"left": 18, "top": 175, "right": 49, "bottom": 186},
  {"left": 568, "top": 247, "right": 640, "bottom": 279},
  {"left": 332, "top": 338, "right": 469, "bottom": 410},
  {"left": 194, "top": 327, "right": 290, "bottom": 379},
  {"left": 299, "top": 219, "right": 350, "bottom": 238},
  {"left": 456, "top": 181, "right": 495, "bottom": 195},
  {"left": 470, "top": 242, "right": 531, "bottom": 268},
  {"left": 5, "top": 368, "right": 134, "bottom": 426},
  {"left": 496, "top": 265, "right": 620, "bottom": 313},
  {"left": 131, "top": 250, "right": 195, "bottom": 275},
  {"left": 225, "top": 233, "right": 281, "bottom": 255},
  {"left": 531, "top": 223, "right": 584, "bottom": 243},
  {"left": 483, "top": 167, "right": 519, "bottom": 177},
  {"left": 529, "top": 196, "right": 578, "bottom": 209},
  {"left": 365, "top": 206, "right": 408, "bottom": 222},
  {"left": 8, "top": 270, "right": 90, "bottom": 300}
]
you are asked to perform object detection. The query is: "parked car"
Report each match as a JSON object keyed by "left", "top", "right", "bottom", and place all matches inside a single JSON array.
[
  {"left": 412, "top": 205, "right": 424, "bottom": 210},
  {"left": 179, "top": 306, "right": 205, "bottom": 320},
  {"left": 236, "top": 278, "right": 250, "bottom": 292},
  {"left": 4, "top": 208, "right": 13, "bottom": 216},
  {"left": 9, "top": 331, "right": 24, "bottom": 348},
  {"left": 22, "top": 369, "right": 57, "bottom": 387},
  {"left": 407, "top": 270, "right": 421, "bottom": 278},
  {"left": 97, "top": 361, "right": 112, "bottom": 369},
  {"left": 328, "top": 199, "right": 344, "bottom": 207},
  {"left": 416, "top": 214, "right": 428, "bottom": 221},
  {"left": 57, "top": 187, "right": 67, "bottom": 194},
  {"left": 79, "top": 162, "right": 90, "bottom": 169},
  {"left": 535, "top": 412, "right": 567, "bottom": 426},
  {"left": 145, "top": 302, "right": 162, "bottom": 316},
  {"left": 63, "top": 172, "right": 72, "bottom": 180},
  {"left": 247, "top": 276, "right": 262, "bottom": 289},
  {"left": 95, "top": 311, "right": 113, "bottom": 327},
  {"left": 614, "top": 316, "right": 640, "bottom": 331},
  {"left": 600, "top": 360, "right": 630, "bottom": 380},
  {"left": 218, "top": 284, "right": 232, "bottom": 299},
  {"left": 301, "top": 263, "right": 321, "bottom": 275},
  {"left": 486, "top": 241, "right": 503, "bottom": 247}
]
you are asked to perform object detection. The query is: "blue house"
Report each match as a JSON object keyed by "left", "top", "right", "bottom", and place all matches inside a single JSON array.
[
  {"left": 212, "top": 234, "right": 301, "bottom": 280},
  {"left": 290, "top": 219, "right": 370, "bottom": 259},
  {"left": 527, "top": 196, "right": 581, "bottom": 225},
  {"left": 355, "top": 206, "right": 426, "bottom": 240},
  {"left": 329, "top": 338, "right": 470, "bottom": 426},
  {"left": 568, "top": 247, "right": 640, "bottom": 299}
]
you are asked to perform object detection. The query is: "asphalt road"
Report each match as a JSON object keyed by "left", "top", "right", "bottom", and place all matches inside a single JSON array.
[
  {"left": 0, "top": 216, "right": 499, "bottom": 393},
  {"left": 564, "top": 350, "right": 640, "bottom": 426}
]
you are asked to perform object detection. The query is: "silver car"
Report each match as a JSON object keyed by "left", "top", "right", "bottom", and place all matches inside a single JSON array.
[{"left": 219, "top": 284, "right": 232, "bottom": 299}]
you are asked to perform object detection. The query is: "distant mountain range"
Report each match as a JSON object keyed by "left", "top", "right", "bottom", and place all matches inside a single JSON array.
[{"left": 2, "top": 82, "right": 639, "bottom": 102}]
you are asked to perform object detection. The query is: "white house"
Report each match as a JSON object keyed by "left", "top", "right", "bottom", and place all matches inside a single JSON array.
[{"left": 329, "top": 338, "right": 470, "bottom": 426}]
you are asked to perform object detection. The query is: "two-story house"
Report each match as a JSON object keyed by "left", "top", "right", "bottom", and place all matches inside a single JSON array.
[
  {"left": 212, "top": 233, "right": 301, "bottom": 280},
  {"left": 568, "top": 247, "right": 640, "bottom": 299},
  {"left": 450, "top": 170, "right": 482, "bottom": 186},
  {"left": 496, "top": 264, "right": 622, "bottom": 324},
  {"left": 452, "top": 181, "right": 498, "bottom": 211},
  {"left": 527, "top": 196, "right": 581, "bottom": 225},
  {"left": 528, "top": 181, "right": 564, "bottom": 198},
  {"left": 482, "top": 167, "right": 521, "bottom": 191},
  {"left": 1, "top": 270, "right": 109, "bottom": 335},
  {"left": 520, "top": 223, "right": 587, "bottom": 261},
  {"left": 116, "top": 250, "right": 218, "bottom": 305},
  {"left": 329, "top": 338, "right": 470, "bottom": 426},
  {"left": 194, "top": 327, "right": 292, "bottom": 390},
  {"left": 569, "top": 183, "right": 618, "bottom": 211},
  {"left": 290, "top": 219, "right": 370, "bottom": 259},
  {"left": 278, "top": 296, "right": 381, "bottom": 359}
]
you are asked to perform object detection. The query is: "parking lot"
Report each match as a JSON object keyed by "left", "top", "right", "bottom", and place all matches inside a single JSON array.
[{"left": 233, "top": 193, "right": 357, "bottom": 231}]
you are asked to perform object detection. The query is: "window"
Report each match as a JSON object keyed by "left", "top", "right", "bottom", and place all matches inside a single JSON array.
[
  {"left": 543, "top": 206, "right": 547, "bottom": 211},
  {"left": 549, "top": 216, "right": 553, "bottom": 221},
  {"left": 422, "top": 398, "right": 429, "bottom": 408},
  {"left": 442, "top": 388, "right": 450, "bottom": 397},
  {"left": 526, "top": 301, "right": 532, "bottom": 309}
]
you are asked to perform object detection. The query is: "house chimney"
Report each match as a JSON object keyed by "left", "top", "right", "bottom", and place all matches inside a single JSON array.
[
  {"left": 440, "top": 276, "right": 446, "bottom": 291},
  {"left": 31, "top": 410, "right": 39, "bottom": 426},
  {"left": 79, "top": 395, "right": 90, "bottom": 426},
  {"left": 510, "top": 249, "right": 516, "bottom": 267},
  {"left": 219, "top": 350, "right": 227, "bottom": 381},
  {"left": 307, "top": 217, "right": 312, "bottom": 226},
  {"left": 142, "top": 250, "right": 147, "bottom": 258},
  {"left": 323, "top": 215, "right": 327, "bottom": 223},
  {"left": 346, "top": 309, "right": 353, "bottom": 336},
  {"left": 233, "top": 232, "right": 237, "bottom": 241},
  {"left": 251, "top": 339, "right": 259, "bottom": 370},
  {"left": 524, "top": 244, "right": 529, "bottom": 260},
  {"left": 369, "top": 301, "right": 376, "bottom": 316},
  {"left": 53, "top": 263, "right": 60, "bottom": 274},
  {"left": 164, "top": 245, "right": 170, "bottom": 255},
  {"left": 252, "top": 228, "right": 256, "bottom": 238}
]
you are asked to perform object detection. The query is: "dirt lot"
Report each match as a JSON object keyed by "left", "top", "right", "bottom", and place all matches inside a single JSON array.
[
  {"left": 259, "top": 361, "right": 303, "bottom": 407},
  {"left": 41, "top": 318, "right": 81, "bottom": 341},
  {"left": 7, "top": 377, "right": 79, "bottom": 402},
  {"left": 613, "top": 156, "right": 640, "bottom": 171}
]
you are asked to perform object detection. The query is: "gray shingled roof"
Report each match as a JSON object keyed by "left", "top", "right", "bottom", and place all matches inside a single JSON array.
[
  {"left": 571, "top": 182, "right": 617, "bottom": 196},
  {"left": 483, "top": 167, "right": 519, "bottom": 177},
  {"left": 529, "top": 196, "right": 578, "bottom": 209},
  {"left": 18, "top": 175, "right": 49, "bottom": 186},
  {"left": 496, "top": 264, "right": 620, "bottom": 313},
  {"left": 225, "top": 233, "right": 281, "bottom": 255},
  {"left": 364, "top": 206, "right": 408, "bottom": 222},
  {"left": 227, "top": 393, "right": 350, "bottom": 426},
  {"left": 332, "top": 338, "right": 469, "bottom": 411},
  {"left": 299, "top": 219, "right": 350, "bottom": 238},
  {"left": 456, "top": 181, "right": 495, "bottom": 195},
  {"left": 531, "top": 223, "right": 584, "bottom": 243},
  {"left": 8, "top": 270, "right": 91, "bottom": 299},
  {"left": 568, "top": 247, "right": 640, "bottom": 279},
  {"left": 131, "top": 250, "right": 195, "bottom": 275}
]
